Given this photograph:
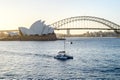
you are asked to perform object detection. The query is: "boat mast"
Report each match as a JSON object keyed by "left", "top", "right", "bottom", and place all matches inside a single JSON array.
[
  {"left": 64, "top": 37, "right": 65, "bottom": 51},
  {"left": 63, "top": 30, "right": 66, "bottom": 52}
]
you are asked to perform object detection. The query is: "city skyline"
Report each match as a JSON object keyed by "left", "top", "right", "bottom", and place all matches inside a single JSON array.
[{"left": 0, "top": 0, "right": 120, "bottom": 30}]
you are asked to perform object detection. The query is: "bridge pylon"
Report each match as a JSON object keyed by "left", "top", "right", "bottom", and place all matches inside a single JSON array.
[{"left": 67, "top": 29, "right": 71, "bottom": 36}]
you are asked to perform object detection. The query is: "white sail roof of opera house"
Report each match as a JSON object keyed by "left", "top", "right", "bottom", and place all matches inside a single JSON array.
[{"left": 19, "top": 20, "right": 54, "bottom": 36}]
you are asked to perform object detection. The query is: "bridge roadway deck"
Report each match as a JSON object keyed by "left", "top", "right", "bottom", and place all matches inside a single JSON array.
[
  {"left": 0, "top": 28, "right": 120, "bottom": 32},
  {"left": 0, "top": 30, "right": 18, "bottom": 32},
  {"left": 55, "top": 28, "right": 120, "bottom": 30}
]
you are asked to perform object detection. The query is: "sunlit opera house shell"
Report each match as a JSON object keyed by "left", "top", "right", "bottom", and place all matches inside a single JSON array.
[
  {"left": 18, "top": 20, "right": 57, "bottom": 41},
  {"left": 19, "top": 20, "right": 54, "bottom": 36}
]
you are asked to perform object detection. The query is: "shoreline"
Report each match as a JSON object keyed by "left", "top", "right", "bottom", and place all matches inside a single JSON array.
[
  {"left": 0, "top": 34, "right": 60, "bottom": 41},
  {"left": 0, "top": 36, "right": 119, "bottom": 41}
]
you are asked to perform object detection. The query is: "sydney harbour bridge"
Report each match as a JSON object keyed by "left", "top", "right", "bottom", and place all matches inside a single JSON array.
[
  {"left": 0, "top": 16, "right": 120, "bottom": 36},
  {"left": 51, "top": 16, "right": 120, "bottom": 36}
]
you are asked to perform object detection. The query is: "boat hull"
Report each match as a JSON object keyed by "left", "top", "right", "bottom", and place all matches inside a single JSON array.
[{"left": 54, "top": 54, "right": 73, "bottom": 60}]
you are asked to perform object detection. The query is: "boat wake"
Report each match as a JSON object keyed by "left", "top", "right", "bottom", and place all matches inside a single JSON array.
[
  {"left": 34, "top": 53, "right": 53, "bottom": 58},
  {"left": 0, "top": 50, "right": 54, "bottom": 59}
]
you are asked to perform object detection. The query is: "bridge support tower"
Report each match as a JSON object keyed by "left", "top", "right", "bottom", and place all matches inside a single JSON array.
[{"left": 67, "top": 29, "right": 71, "bottom": 36}]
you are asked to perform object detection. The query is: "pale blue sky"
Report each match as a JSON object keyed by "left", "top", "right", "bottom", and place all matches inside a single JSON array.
[{"left": 0, "top": 0, "right": 120, "bottom": 30}]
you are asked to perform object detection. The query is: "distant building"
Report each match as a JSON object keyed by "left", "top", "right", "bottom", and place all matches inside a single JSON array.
[
  {"left": 7, "top": 32, "right": 19, "bottom": 37},
  {"left": 19, "top": 20, "right": 54, "bottom": 36}
]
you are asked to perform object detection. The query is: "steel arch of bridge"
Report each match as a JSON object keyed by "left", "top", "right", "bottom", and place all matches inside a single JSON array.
[{"left": 51, "top": 16, "right": 120, "bottom": 33}]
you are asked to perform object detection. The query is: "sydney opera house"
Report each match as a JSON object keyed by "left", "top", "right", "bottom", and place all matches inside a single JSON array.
[
  {"left": 19, "top": 20, "right": 54, "bottom": 36},
  {"left": 0, "top": 20, "right": 57, "bottom": 41}
]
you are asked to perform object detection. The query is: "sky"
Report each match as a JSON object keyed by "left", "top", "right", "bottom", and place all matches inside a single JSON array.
[{"left": 0, "top": 0, "right": 120, "bottom": 30}]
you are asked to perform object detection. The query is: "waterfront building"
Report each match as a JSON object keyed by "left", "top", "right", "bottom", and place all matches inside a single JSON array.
[{"left": 19, "top": 20, "right": 54, "bottom": 36}]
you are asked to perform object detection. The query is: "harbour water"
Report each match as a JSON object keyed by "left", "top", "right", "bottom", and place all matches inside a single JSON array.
[{"left": 0, "top": 37, "right": 120, "bottom": 79}]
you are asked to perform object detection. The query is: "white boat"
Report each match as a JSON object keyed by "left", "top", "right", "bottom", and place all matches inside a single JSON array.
[
  {"left": 54, "top": 51, "right": 73, "bottom": 60},
  {"left": 54, "top": 33, "right": 73, "bottom": 60}
]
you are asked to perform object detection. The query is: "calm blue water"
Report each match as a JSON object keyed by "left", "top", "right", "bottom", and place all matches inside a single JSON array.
[{"left": 0, "top": 37, "right": 120, "bottom": 80}]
